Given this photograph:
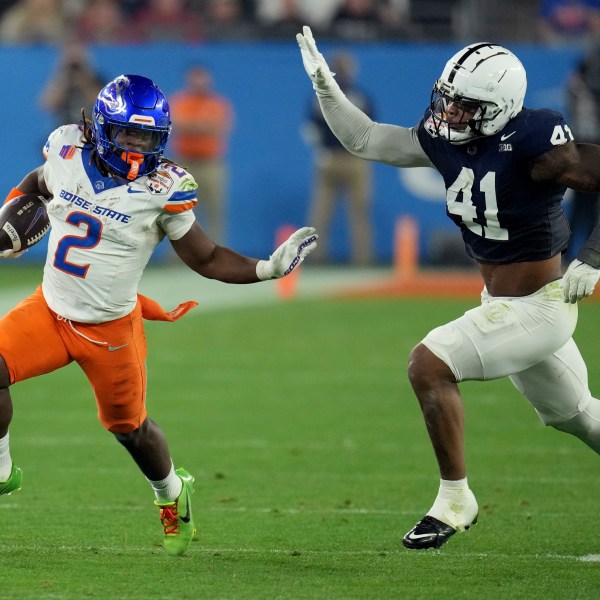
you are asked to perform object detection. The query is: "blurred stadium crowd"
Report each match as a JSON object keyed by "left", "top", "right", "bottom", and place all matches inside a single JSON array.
[{"left": 0, "top": 0, "right": 599, "bottom": 46}]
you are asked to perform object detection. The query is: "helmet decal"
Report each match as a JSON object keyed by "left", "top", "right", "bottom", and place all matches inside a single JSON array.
[
  {"left": 445, "top": 43, "right": 498, "bottom": 84},
  {"left": 101, "top": 76, "right": 129, "bottom": 116}
]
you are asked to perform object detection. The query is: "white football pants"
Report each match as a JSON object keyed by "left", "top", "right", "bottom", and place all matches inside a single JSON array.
[{"left": 422, "top": 280, "right": 600, "bottom": 452}]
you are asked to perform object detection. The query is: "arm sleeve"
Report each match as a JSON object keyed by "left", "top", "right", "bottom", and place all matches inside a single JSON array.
[{"left": 314, "top": 83, "right": 433, "bottom": 168}]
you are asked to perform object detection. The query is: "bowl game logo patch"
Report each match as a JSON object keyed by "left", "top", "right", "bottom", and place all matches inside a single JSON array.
[{"left": 146, "top": 170, "right": 174, "bottom": 194}]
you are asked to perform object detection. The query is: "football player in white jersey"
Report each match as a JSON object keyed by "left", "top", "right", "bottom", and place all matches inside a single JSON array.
[
  {"left": 0, "top": 74, "right": 317, "bottom": 556},
  {"left": 297, "top": 26, "right": 600, "bottom": 550}
]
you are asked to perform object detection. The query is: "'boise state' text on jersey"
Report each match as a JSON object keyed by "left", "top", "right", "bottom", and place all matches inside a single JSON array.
[
  {"left": 417, "top": 108, "right": 572, "bottom": 264},
  {"left": 41, "top": 125, "right": 198, "bottom": 323}
]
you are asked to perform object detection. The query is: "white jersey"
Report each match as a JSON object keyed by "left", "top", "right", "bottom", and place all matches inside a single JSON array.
[{"left": 41, "top": 125, "right": 197, "bottom": 323}]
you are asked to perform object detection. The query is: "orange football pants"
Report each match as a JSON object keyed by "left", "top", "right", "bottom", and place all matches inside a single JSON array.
[{"left": 0, "top": 286, "right": 147, "bottom": 433}]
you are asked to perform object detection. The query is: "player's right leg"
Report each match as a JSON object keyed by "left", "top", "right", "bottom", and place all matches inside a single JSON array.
[
  {"left": 404, "top": 343, "right": 478, "bottom": 549},
  {"left": 0, "top": 287, "right": 73, "bottom": 496},
  {"left": 0, "top": 356, "right": 21, "bottom": 495},
  {"left": 510, "top": 337, "right": 600, "bottom": 454}
]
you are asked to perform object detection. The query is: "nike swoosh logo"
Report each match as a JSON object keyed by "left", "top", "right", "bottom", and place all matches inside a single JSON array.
[
  {"left": 127, "top": 188, "right": 144, "bottom": 194},
  {"left": 500, "top": 131, "right": 516, "bottom": 141},
  {"left": 107, "top": 343, "right": 128, "bottom": 352},
  {"left": 24, "top": 207, "right": 47, "bottom": 236},
  {"left": 180, "top": 490, "right": 191, "bottom": 523},
  {"left": 406, "top": 531, "right": 436, "bottom": 540}
]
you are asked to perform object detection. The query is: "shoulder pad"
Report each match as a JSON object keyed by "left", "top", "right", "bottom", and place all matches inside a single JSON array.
[
  {"left": 43, "top": 125, "right": 84, "bottom": 161},
  {"left": 146, "top": 163, "right": 198, "bottom": 213},
  {"left": 511, "top": 108, "right": 573, "bottom": 159}
]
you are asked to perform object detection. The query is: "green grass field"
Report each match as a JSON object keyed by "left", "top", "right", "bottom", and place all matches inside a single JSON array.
[{"left": 1, "top": 265, "right": 599, "bottom": 599}]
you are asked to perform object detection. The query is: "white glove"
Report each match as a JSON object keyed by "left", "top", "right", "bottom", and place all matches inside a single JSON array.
[
  {"left": 256, "top": 227, "right": 318, "bottom": 280},
  {"left": 562, "top": 259, "right": 600, "bottom": 303},
  {"left": 296, "top": 26, "right": 335, "bottom": 91},
  {"left": 0, "top": 248, "right": 27, "bottom": 259}
]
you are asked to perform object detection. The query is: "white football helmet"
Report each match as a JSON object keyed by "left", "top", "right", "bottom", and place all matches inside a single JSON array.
[{"left": 427, "top": 42, "right": 527, "bottom": 144}]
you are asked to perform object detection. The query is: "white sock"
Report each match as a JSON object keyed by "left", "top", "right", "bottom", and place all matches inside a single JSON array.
[
  {"left": 0, "top": 433, "right": 12, "bottom": 481},
  {"left": 148, "top": 463, "right": 182, "bottom": 504},
  {"left": 427, "top": 477, "right": 478, "bottom": 530},
  {"left": 439, "top": 477, "right": 469, "bottom": 494}
]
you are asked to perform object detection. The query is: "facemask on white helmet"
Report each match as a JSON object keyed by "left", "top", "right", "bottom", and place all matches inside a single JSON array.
[{"left": 426, "top": 42, "right": 527, "bottom": 145}]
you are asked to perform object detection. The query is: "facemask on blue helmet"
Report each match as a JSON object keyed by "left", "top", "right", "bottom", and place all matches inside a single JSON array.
[{"left": 92, "top": 74, "right": 171, "bottom": 179}]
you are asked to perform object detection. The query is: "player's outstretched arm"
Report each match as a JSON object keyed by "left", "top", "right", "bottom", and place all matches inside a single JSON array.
[
  {"left": 171, "top": 223, "right": 318, "bottom": 283},
  {"left": 296, "top": 26, "right": 430, "bottom": 168}
]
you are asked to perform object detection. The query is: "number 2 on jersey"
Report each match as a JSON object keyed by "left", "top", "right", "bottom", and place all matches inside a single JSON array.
[
  {"left": 446, "top": 168, "right": 508, "bottom": 241},
  {"left": 54, "top": 212, "right": 103, "bottom": 278}
]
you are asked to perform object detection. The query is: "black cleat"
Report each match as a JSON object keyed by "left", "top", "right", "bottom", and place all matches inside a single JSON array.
[{"left": 403, "top": 515, "right": 477, "bottom": 550}]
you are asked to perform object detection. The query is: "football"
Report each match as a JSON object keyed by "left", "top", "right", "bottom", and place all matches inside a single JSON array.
[{"left": 0, "top": 194, "right": 50, "bottom": 253}]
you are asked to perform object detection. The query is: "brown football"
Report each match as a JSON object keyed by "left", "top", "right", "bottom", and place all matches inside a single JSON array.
[{"left": 0, "top": 194, "right": 50, "bottom": 252}]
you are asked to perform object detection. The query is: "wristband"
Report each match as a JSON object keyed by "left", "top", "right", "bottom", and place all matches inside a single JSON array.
[
  {"left": 256, "top": 260, "right": 273, "bottom": 281},
  {"left": 4, "top": 187, "right": 25, "bottom": 205}
]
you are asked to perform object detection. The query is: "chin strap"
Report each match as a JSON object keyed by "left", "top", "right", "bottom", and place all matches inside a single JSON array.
[{"left": 121, "top": 151, "right": 144, "bottom": 180}]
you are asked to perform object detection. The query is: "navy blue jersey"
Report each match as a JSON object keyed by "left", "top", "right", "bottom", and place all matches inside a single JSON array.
[{"left": 417, "top": 108, "right": 572, "bottom": 264}]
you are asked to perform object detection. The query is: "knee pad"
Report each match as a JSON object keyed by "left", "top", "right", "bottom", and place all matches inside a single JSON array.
[
  {"left": 535, "top": 391, "right": 594, "bottom": 428},
  {"left": 551, "top": 405, "right": 600, "bottom": 434},
  {"left": 548, "top": 399, "right": 600, "bottom": 454},
  {"left": 421, "top": 322, "right": 483, "bottom": 382}
]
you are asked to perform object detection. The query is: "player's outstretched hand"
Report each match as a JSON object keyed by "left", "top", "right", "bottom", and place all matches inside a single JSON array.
[
  {"left": 562, "top": 259, "right": 600, "bottom": 303},
  {"left": 296, "top": 26, "right": 334, "bottom": 91},
  {"left": 256, "top": 227, "right": 318, "bottom": 280}
]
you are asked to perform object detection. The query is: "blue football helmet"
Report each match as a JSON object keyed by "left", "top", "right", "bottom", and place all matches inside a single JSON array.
[{"left": 92, "top": 74, "right": 171, "bottom": 179}]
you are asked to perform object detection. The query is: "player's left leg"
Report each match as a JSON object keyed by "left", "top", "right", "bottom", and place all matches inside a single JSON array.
[
  {"left": 114, "top": 420, "right": 196, "bottom": 557},
  {"left": 71, "top": 302, "right": 195, "bottom": 555},
  {"left": 510, "top": 337, "right": 600, "bottom": 453},
  {"left": 0, "top": 287, "right": 74, "bottom": 496}
]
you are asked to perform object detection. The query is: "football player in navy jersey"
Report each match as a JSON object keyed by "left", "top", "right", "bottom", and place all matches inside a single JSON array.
[{"left": 298, "top": 26, "right": 600, "bottom": 550}]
